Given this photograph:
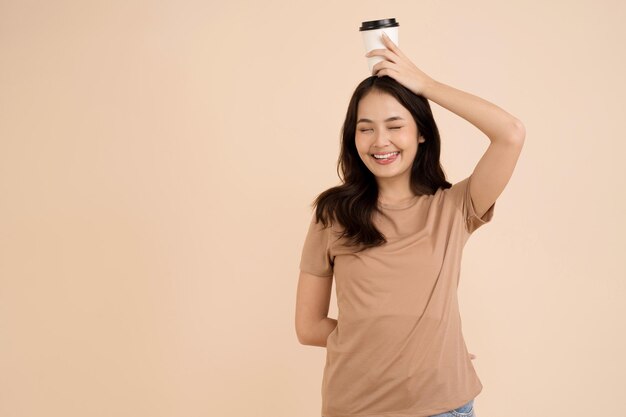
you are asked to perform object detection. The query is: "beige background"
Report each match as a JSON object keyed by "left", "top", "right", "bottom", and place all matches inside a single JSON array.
[{"left": 1, "top": 1, "right": 625, "bottom": 416}]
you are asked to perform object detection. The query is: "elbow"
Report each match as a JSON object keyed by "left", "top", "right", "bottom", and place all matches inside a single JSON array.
[
  {"left": 511, "top": 119, "right": 526, "bottom": 143},
  {"left": 491, "top": 119, "right": 525, "bottom": 146},
  {"left": 295, "top": 325, "right": 311, "bottom": 346}
]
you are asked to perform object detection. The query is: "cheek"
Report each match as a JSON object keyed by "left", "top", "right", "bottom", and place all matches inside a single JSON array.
[
  {"left": 354, "top": 139, "right": 369, "bottom": 155},
  {"left": 401, "top": 148, "right": 417, "bottom": 163}
]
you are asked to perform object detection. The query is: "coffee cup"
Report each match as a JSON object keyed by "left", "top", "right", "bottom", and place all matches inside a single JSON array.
[{"left": 359, "top": 18, "right": 399, "bottom": 74}]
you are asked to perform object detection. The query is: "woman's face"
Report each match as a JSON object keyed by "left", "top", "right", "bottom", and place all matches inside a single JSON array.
[{"left": 355, "top": 91, "right": 425, "bottom": 179}]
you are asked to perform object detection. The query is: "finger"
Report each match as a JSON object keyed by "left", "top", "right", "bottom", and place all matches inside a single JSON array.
[
  {"left": 382, "top": 33, "right": 398, "bottom": 49},
  {"left": 368, "top": 49, "right": 397, "bottom": 64},
  {"left": 365, "top": 48, "right": 383, "bottom": 56},
  {"left": 376, "top": 68, "right": 390, "bottom": 77},
  {"left": 366, "top": 49, "right": 395, "bottom": 62},
  {"left": 382, "top": 33, "right": 406, "bottom": 58},
  {"left": 378, "top": 40, "right": 401, "bottom": 63},
  {"left": 373, "top": 61, "right": 389, "bottom": 75},
  {"left": 376, "top": 67, "right": 398, "bottom": 77},
  {"left": 372, "top": 59, "right": 386, "bottom": 71}
]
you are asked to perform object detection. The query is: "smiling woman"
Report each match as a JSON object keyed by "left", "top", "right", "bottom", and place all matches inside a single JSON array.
[
  {"left": 296, "top": 66, "right": 522, "bottom": 417},
  {"left": 306, "top": 74, "right": 449, "bottom": 250}
]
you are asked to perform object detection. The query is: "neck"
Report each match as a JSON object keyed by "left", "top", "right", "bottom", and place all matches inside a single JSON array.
[{"left": 376, "top": 176, "right": 415, "bottom": 203}]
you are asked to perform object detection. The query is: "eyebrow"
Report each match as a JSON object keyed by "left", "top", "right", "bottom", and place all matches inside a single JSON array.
[{"left": 356, "top": 116, "right": 405, "bottom": 124}]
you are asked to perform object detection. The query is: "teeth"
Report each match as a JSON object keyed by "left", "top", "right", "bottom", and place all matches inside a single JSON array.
[{"left": 373, "top": 152, "right": 399, "bottom": 159}]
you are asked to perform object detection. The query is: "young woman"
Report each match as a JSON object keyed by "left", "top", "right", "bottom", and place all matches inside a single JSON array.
[{"left": 295, "top": 32, "right": 525, "bottom": 417}]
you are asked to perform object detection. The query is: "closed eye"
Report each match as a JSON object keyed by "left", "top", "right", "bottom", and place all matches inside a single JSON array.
[{"left": 358, "top": 127, "right": 402, "bottom": 132}]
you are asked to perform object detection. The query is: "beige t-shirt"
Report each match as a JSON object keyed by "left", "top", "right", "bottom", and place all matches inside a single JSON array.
[{"left": 299, "top": 174, "right": 496, "bottom": 417}]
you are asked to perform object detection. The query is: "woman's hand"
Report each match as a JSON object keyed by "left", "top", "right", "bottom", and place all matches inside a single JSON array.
[{"left": 366, "top": 32, "right": 435, "bottom": 96}]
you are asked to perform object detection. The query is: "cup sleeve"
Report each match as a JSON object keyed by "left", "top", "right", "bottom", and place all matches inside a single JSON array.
[
  {"left": 298, "top": 213, "right": 334, "bottom": 277},
  {"left": 447, "top": 175, "right": 496, "bottom": 235}
]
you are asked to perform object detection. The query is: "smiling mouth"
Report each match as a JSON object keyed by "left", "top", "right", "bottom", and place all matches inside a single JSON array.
[{"left": 371, "top": 151, "right": 401, "bottom": 160}]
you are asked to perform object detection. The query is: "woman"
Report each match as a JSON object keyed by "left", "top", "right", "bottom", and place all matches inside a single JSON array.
[{"left": 295, "top": 32, "right": 525, "bottom": 417}]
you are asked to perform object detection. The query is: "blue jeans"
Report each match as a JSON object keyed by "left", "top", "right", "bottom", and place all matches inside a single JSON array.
[{"left": 429, "top": 398, "right": 475, "bottom": 417}]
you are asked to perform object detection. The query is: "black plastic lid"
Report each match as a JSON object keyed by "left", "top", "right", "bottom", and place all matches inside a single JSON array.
[{"left": 359, "top": 18, "right": 399, "bottom": 31}]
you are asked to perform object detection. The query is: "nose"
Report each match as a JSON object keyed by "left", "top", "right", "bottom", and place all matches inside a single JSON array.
[{"left": 373, "top": 131, "right": 391, "bottom": 147}]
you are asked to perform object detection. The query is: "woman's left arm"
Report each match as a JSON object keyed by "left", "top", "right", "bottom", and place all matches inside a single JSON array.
[
  {"left": 422, "top": 79, "right": 525, "bottom": 218},
  {"left": 368, "top": 33, "right": 526, "bottom": 218}
]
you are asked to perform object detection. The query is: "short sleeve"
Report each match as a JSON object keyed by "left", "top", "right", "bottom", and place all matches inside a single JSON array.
[
  {"left": 298, "top": 213, "right": 334, "bottom": 277},
  {"left": 447, "top": 174, "right": 495, "bottom": 234}
]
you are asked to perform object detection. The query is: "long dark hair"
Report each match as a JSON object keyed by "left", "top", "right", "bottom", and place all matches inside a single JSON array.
[{"left": 310, "top": 75, "right": 453, "bottom": 250}]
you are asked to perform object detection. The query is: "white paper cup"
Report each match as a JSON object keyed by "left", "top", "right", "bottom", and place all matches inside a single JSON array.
[{"left": 360, "top": 18, "right": 399, "bottom": 74}]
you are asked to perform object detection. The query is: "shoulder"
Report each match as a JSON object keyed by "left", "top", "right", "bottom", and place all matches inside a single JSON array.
[{"left": 441, "top": 176, "right": 470, "bottom": 208}]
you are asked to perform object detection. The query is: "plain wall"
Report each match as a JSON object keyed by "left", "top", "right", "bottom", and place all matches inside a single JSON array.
[{"left": 1, "top": 1, "right": 625, "bottom": 416}]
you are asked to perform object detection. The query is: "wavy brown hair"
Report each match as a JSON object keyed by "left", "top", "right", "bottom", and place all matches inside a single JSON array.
[{"left": 309, "top": 75, "right": 453, "bottom": 250}]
